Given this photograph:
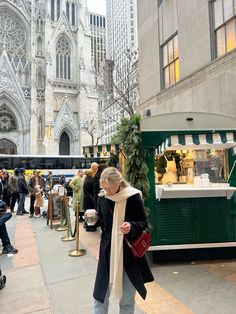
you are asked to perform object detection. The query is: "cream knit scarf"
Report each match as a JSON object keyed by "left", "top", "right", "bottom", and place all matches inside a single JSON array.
[{"left": 106, "top": 185, "right": 141, "bottom": 300}]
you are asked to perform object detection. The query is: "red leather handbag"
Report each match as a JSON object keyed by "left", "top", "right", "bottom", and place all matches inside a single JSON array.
[{"left": 125, "top": 230, "right": 151, "bottom": 258}]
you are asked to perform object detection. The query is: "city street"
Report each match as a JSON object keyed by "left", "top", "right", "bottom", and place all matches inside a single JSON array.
[{"left": 1, "top": 199, "right": 236, "bottom": 314}]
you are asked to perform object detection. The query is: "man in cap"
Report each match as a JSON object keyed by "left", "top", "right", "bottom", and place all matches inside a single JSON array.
[
  {"left": 17, "top": 168, "right": 29, "bottom": 215},
  {"left": 9, "top": 168, "right": 20, "bottom": 213}
]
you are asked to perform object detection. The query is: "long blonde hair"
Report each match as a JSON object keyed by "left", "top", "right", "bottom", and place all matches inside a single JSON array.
[{"left": 100, "top": 167, "right": 129, "bottom": 189}]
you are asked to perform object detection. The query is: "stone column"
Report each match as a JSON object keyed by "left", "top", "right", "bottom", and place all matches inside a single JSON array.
[
  {"left": 44, "top": 15, "right": 55, "bottom": 155},
  {"left": 30, "top": 0, "right": 38, "bottom": 154}
]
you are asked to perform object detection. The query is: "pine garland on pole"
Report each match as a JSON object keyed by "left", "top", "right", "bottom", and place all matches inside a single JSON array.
[{"left": 112, "top": 114, "right": 152, "bottom": 231}]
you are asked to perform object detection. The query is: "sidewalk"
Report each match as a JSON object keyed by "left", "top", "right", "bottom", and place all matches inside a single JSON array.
[
  {"left": 2, "top": 200, "right": 236, "bottom": 313},
  {"left": 0, "top": 200, "right": 194, "bottom": 314}
]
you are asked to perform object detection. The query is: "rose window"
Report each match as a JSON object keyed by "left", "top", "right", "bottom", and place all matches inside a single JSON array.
[{"left": 0, "top": 9, "right": 26, "bottom": 59}]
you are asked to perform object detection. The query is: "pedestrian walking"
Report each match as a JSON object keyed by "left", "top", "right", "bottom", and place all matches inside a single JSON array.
[
  {"left": 92, "top": 167, "right": 154, "bottom": 314},
  {"left": 0, "top": 202, "right": 18, "bottom": 254},
  {"left": 28, "top": 170, "right": 44, "bottom": 217},
  {"left": 59, "top": 174, "right": 66, "bottom": 186},
  {"left": 34, "top": 185, "right": 43, "bottom": 217},
  {"left": 17, "top": 168, "right": 29, "bottom": 215},
  {"left": 45, "top": 171, "right": 53, "bottom": 190},
  {"left": 69, "top": 170, "right": 83, "bottom": 221},
  {"left": 1, "top": 171, "right": 11, "bottom": 209},
  {"left": 9, "top": 168, "right": 20, "bottom": 213}
]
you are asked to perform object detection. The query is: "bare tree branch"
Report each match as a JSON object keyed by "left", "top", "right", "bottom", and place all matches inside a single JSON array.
[{"left": 94, "top": 49, "right": 138, "bottom": 118}]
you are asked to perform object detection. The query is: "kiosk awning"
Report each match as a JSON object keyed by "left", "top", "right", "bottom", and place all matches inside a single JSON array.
[{"left": 157, "top": 132, "right": 236, "bottom": 154}]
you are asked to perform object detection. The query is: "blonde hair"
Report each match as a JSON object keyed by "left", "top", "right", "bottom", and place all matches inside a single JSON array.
[{"left": 100, "top": 167, "right": 129, "bottom": 189}]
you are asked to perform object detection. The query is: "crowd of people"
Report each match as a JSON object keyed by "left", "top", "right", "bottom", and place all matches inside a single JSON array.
[
  {"left": 1, "top": 164, "right": 154, "bottom": 312},
  {"left": 0, "top": 163, "right": 105, "bottom": 255},
  {"left": 0, "top": 167, "right": 47, "bottom": 255}
]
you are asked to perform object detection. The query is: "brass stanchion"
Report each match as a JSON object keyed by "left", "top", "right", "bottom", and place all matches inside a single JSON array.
[
  {"left": 47, "top": 192, "right": 53, "bottom": 228},
  {"left": 69, "top": 201, "right": 86, "bottom": 257},
  {"left": 61, "top": 195, "right": 75, "bottom": 241},
  {"left": 56, "top": 195, "right": 67, "bottom": 232}
]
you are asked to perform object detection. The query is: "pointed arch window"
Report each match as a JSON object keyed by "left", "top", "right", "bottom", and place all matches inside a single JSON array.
[
  {"left": 51, "top": 0, "right": 55, "bottom": 21},
  {"left": 59, "top": 132, "right": 70, "bottom": 155},
  {"left": 0, "top": 139, "right": 17, "bottom": 154},
  {"left": 38, "top": 116, "right": 43, "bottom": 140},
  {"left": 37, "top": 36, "right": 43, "bottom": 56},
  {"left": 37, "top": 70, "right": 44, "bottom": 88},
  {"left": 66, "top": 2, "right": 70, "bottom": 22},
  {"left": 56, "top": 35, "right": 71, "bottom": 80},
  {"left": 57, "top": 0, "right": 60, "bottom": 21},
  {"left": 72, "top": 3, "right": 75, "bottom": 25}
]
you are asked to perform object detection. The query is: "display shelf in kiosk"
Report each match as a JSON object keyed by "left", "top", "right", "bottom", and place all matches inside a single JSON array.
[{"left": 141, "top": 112, "right": 236, "bottom": 255}]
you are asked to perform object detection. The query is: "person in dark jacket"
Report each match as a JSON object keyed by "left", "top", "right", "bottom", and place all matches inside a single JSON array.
[
  {"left": 17, "top": 168, "right": 29, "bottom": 215},
  {"left": 59, "top": 174, "right": 66, "bottom": 186},
  {"left": 0, "top": 209, "right": 18, "bottom": 254},
  {"left": 83, "top": 170, "right": 96, "bottom": 210},
  {"left": 92, "top": 167, "right": 154, "bottom": 313},
  {"left": 9, "top": 168, "right": 20, "bottom": 213},
  {"left": 1, "top": 171, "right": 11, "bottom": 208}
]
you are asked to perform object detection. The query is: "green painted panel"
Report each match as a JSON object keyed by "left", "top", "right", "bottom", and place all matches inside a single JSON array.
[
  {"left": 195, "top": 198, "right": 235, "bottom": 242},
  {"left": 153, "top": 197, "right": 236, "bottom": 246},
  {"left": 156, "top": 199, "right": 195, "bottom": 244}
]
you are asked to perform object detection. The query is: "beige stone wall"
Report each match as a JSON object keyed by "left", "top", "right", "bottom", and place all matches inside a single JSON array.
[
  {"left": 138, "top": 49, "right": 236, "bottom": 120},
  {"left": 137, "top": 0, "right": 160, "bottom": 106},
  {"left": 137, "top": 0, "right": 236, "bottom": 122}
]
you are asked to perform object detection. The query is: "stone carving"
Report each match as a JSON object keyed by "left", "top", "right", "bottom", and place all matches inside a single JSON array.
[
  {"left": 0, "top": 9, "right": 27, "bottom": 59},
  {"left": 0, "top": 106, "right": 17, "bottom": 132},
  {"left": 0, "top": 65, "right": 17, "bottom": 95}
]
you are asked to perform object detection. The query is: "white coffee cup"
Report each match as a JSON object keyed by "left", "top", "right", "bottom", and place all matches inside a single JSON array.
[{"left": 85, "top": 209, "right": 97, "bottom": 226}]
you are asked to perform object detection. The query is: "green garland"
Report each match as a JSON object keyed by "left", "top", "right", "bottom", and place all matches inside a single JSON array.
[{"left": 112, "top": 114, "right": 152, "bottom": 231}]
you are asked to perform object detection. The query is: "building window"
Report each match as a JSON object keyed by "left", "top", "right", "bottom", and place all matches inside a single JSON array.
[
  {"left": 51, "top": 0, "right": 55, "bottom": 21},
  {"left": 56, "top": 35, "right": 71, "bottom": 79},
  {"left": 57, "top": 0, "right": 60, "bottom": 20},
  {"left": 37, "top": 36, "right": 43, "bottom": 56},
  {"left": 71, "top": 3, "right": 75, "bottom": 25},
  {"left": 0, "top": 9, "right": 27, "bottom": 60},
  {"left": 214, "top": 0, "right": 236, "bottom": 57},
  {"left": 59, "top": 131, "right": 70, "bottom": 155},
  {"left": 66, "top": 1, "right": 70, "bottom": 22},
  {"left": 162, "top": 34, "right": 179, "bottom": 89}
]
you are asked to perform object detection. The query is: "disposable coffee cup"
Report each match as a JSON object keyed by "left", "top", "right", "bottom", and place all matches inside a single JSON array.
[{"left": 85, "top": 209, "right": 97, "bottom": 226}]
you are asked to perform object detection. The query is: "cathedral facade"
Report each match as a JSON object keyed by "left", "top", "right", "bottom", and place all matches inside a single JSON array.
[{"left": 0, "top": 0, "right": 98, "bottom": 155}]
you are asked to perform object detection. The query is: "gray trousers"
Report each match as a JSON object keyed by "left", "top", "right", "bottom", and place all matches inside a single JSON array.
[{"left": 93, "top": 270, "right": 136, "bottom": 314}]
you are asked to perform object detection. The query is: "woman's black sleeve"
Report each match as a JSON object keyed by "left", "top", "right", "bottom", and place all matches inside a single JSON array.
[{"left": 125, "top": 194, "right": 148, "bottom": 241}]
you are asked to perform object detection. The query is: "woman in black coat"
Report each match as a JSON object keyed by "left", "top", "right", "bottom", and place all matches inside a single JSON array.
[
  {"left": 92, "top": 167, "right": 154, "bottom": 314},
  {"left": 83, "top": 171, "right": 95, "bottom": 210}
]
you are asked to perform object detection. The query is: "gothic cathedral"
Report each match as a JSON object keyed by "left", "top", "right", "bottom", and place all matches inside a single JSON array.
[{"left": 0, "top": 0, "right": 98, "bottom": 155}]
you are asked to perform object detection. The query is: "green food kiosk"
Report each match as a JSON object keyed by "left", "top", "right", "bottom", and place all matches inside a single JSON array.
[{"left": 141, "top": 112, "right": 236, "bottom": 254}]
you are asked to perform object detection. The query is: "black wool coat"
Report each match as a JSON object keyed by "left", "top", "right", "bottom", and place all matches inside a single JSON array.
[
  {"left": 83, "top": 176, "right": 95, "bottom": 210},
  {"left": 93, "top": 193, "right": 154, "bottom": 303}
]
